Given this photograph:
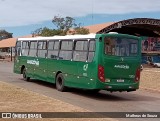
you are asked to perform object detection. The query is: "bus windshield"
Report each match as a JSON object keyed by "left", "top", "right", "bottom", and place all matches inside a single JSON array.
[{"left": 104, "top": 36, "right": 138, "bottom": 57}]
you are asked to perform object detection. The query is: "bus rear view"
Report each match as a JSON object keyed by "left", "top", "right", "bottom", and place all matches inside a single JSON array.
[{"left": 97, "top": 34, "right": 141, "bottom": 92}]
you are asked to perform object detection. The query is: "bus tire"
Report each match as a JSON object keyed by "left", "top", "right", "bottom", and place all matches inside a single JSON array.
[
  {"left": 56, "top": 73, "right": 66, "bottom": 92},
  {"left": 23, "top": 68, "right": 30, "bottom": 81}
]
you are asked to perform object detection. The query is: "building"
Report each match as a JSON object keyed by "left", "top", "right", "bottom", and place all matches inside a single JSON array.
[{"left": 0, "top": 18, "right": 160, "bottom": 63}]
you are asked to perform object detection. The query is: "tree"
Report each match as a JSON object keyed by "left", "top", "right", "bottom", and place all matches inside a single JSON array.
[
  {"left": 0, "top": 30, "right": 13, "bottom": 40},
  {"left": 31, "top": 28, "right": 42, "bottom": 37},
  {"left": 40, "top": 27, "right": 63, "bottom": 36},
  {"left": 74, "top": 27, "right": 89, "bottom": 35},
  {"left": 52, "top": 16, "right": 77, "bottom": 34},
  {"left": 32, "top": 27, "right": 63, "bottom": 37},
  {"left": 32, "top": 16, "right": 90, "bottom": 36}
]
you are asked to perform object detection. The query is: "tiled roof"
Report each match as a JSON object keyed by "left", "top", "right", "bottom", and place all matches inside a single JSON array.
[
  {"left": 84, "top": 22, "right": 114, "bottom": 33},
  {"left": 0, "top": 35, "right": 33, "bottom": 48},
  {"left": 0, "top": 22, "right": 114, "bottom": 48}
]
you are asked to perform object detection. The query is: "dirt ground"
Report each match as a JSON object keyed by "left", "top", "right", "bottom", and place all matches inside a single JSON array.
[
  {"left": 0, "top": 63, "right": 159, "bottom": 121},
  {"left": 0, "top": 81, "right": 117, "bottom": 121},
  {"left": 140, "top": 67, "right": 160, "bottom": 92}
]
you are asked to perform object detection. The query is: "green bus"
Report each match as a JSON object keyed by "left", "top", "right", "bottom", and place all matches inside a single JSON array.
[{"left": 14, "top": 33, "right": 141, "bottom": 92}]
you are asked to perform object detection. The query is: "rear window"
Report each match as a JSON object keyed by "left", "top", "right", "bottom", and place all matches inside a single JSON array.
[{"left": 104, "top": 37, "right": 138, "bottom": 57}]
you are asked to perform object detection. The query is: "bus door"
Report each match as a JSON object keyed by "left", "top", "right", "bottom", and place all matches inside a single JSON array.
[
  {"left": 14, "top": 41, "right": 22, "bottom": 74},
  {"left": 73, "top": 40, "right": 96, "bottom": 88},
  {"left": 35, "top": 41, "right": 48, "bottom": 81},
  {"left": 57, "top": 40, "right": 79, "bottom": 86},
  {"left": 47, "top": 40, "right": 60, "bottom": 83},
  {"left": 26, "top": 41, "right": 38, "bottom": 78}
]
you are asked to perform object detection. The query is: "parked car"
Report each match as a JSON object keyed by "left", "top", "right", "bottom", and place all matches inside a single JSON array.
[{"left": 153, "top": 63, "right": 160, "bottom": 68}]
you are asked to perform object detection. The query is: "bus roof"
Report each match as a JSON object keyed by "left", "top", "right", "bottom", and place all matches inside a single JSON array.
[{"left": 18, "top": 34, "right": 96, "bottom": 41}]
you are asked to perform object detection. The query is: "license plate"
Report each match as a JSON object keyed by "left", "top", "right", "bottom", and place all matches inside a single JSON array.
[{"left": 117, "top": 79, "right": 124, "bottom": 82}]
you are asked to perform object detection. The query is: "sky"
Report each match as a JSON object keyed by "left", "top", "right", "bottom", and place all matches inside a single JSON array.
[{"left": 0, "top": 0, "right": 160, "bottom": 37}]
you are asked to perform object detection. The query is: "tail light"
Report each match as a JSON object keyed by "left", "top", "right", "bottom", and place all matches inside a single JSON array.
[
  {"left": 134, "top": 68, "right": 140, "bottom": 82},
  {"left": 98, "top": 65, "right": 105, "bottom": 82}
]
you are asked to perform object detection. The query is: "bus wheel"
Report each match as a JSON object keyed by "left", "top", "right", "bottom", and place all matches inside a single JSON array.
[
  {"left": 23, "top": 68, "right": 30, "bottom": 81},
  {"left": 56, "top": 73, "right": 66, "bottom": 92}
]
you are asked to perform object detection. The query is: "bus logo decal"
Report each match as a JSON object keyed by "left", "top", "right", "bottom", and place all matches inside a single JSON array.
[
  {"left": 27, "top": 60, "right": 39, "bottom": 66},
  {"left": 114, "top": 65, "right": 129, "bottom": 69},
  {"left": 83, "top": 64, "right": 88, "bottom": 71},
  {"left": 121, "top": 57, "right": 124, "bottom": 62}
]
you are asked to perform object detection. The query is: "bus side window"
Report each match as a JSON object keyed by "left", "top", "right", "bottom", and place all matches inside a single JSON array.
[
  {"left": 37, "top": 41, "right": 47, "bottom": 58},
  {"left": 59, "top": 40, "right": 73, "bottom": 60},
  {"left": 15, "top": 41, "right": 22, "bottom": 56},
  {"left": 88, "top": 40, "right": 95, "bottom": 62},
  {"left": 22, "top": 41, "right": 29, "bottom": 56},
  {"left": 29, "top": 41, "right": 37, "bottom": 57},
  {"left": 48, "top": 40, "right": 59, "bottom": 59},
  {"left": 73, "top": 40, "right": 88, "bottom": 62}
]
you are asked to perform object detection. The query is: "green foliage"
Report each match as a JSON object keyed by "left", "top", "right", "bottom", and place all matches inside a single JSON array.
[
  {"left": 74, "top": 27, "right": 89, "bottom": 35},
  {"left": 32, "top": 16, "right": 90, "bottom": 37},
  {"left": 52, "top": 16, "right": 77, "bottom": 33},
  {"left": 0, "top": 30, "right": 13, "bottom": 40},
  {"left": 32, "top": 27, "right": 63, "bottom": 37},
  {"left": 40, "top": 28, "right": 63, "bottom": 36}
]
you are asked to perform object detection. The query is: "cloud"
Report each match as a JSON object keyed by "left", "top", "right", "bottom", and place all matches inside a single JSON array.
[{"left": 0, "top": 0, "right": 160, "bottom": 27}]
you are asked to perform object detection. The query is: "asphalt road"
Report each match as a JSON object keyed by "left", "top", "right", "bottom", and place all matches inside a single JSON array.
[{"left": 0, "top": 61, "right": 160, "bottom": 121}]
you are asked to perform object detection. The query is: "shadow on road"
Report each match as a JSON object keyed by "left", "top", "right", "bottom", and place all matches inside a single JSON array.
[
  {"left": 20, "top": 78, "right": 160, "bottom": 102},
  {"left": 68, "top": 88, "right": 160, "bottom": 102}
]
